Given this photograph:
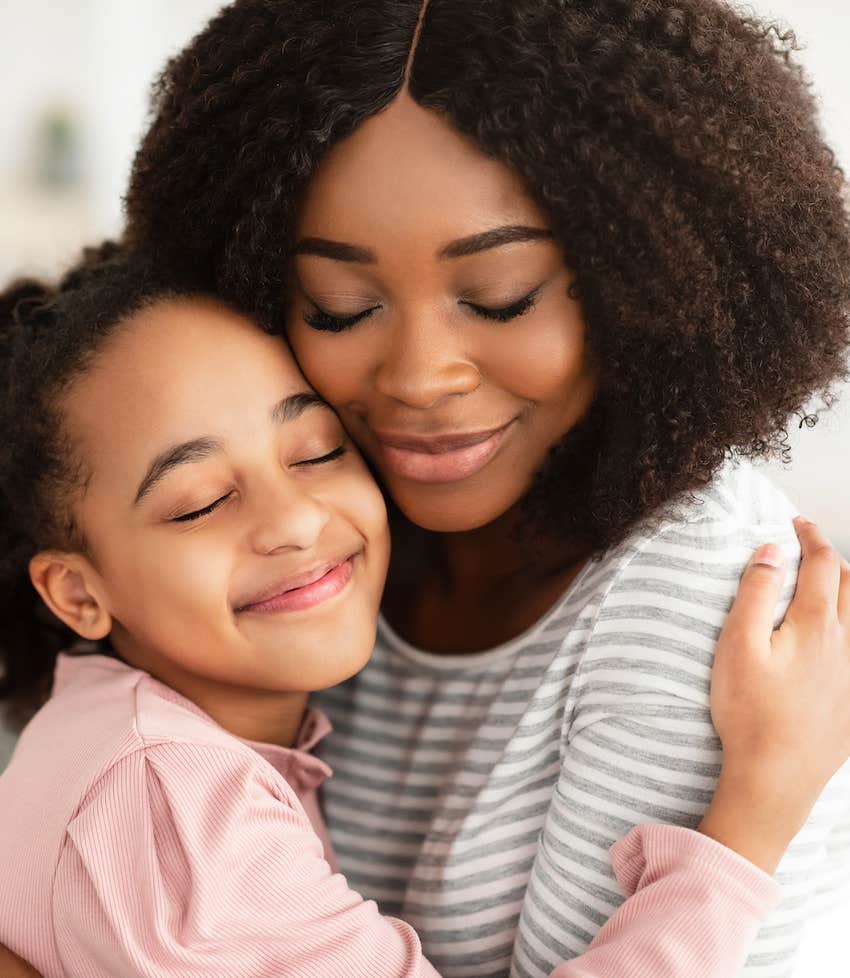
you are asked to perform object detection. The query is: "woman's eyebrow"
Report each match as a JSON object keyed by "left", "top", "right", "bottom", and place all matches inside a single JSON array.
[
  {"left": 294, "top": 238, "right": 375, "bottom": 263},
  {"left": 438, "top": 225, "right": 553, "bottom": 259},
  {"left": 293, "top": 225, "right": 553, "bottom": 265},
  {"left": 134, "top": 393, "right": 331, "bottom": 505}
]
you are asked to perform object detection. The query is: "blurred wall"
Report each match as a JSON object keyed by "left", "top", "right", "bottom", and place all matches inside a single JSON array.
[
  {"left": 0, "top": 2, "right": 848, "bottom": 768},
  {"left": 0, "top": 2, "right": 849, "bottom": 966}
]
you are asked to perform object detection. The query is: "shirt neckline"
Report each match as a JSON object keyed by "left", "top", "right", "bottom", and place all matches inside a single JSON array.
[{"left": 376, "top": 557, "right": 596, "bottom": 673}]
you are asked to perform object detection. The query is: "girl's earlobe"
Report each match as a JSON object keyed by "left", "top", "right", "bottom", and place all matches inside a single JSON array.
[{"left": 28, "top": 553, "right": 112, "bottom": 641}]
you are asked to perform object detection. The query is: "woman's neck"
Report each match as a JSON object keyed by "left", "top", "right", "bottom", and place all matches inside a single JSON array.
[{"left": 384, "top": 509, "right": 588, "bottom": 653}]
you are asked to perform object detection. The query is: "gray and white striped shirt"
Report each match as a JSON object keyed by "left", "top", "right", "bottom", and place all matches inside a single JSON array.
[{"left": 316, "top": 461, "right": 850, "bottom": 978}]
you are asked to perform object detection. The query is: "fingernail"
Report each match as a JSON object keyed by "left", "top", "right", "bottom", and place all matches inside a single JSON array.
[
  {"left": 794, "top": 515, "right": 812, "bottom": 526},
  {"left": 750, "top": 544, "right": 784, "bottom": 568}
]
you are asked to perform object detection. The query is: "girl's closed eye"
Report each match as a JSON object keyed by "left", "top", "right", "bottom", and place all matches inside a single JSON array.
[
  {"left": 169, "top": 492, "right": 234, "bottom": 524},
  {"left": 294, "top": 445, "right": 347, "bottom": 467}
]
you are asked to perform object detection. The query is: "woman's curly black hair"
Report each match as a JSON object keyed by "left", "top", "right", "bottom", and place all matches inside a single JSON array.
[
  {"left": 0, "top": 245, "right": 205, "bottom": 720},
  {"left": 126, "top": 0, "right": 850, "bottom": 557}
]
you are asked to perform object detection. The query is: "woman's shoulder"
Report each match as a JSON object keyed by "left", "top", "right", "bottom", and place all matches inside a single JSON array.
[
  {"left": 612, "top": 459, "right": 799, "bottom": 568},
  {"left": 572, "top": 462, "right": 799, "bottom": 680},
  {"left": 673, "top": 459, "right": 798, "bottom": 532}
]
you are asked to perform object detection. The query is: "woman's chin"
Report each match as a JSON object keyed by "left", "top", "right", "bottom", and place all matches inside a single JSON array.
[{"left": 390, "top": 484, "right": 523, "bottom": 535}]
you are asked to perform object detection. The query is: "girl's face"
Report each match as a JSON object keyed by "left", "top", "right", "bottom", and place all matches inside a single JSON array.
[
  {"left": 51, "top": 297, "right": 388, "bottom": 699},
  {"left": 286, "top": 96, "right": 598, "bottom": 533}
]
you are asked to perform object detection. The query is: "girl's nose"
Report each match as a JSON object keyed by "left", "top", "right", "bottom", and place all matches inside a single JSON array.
[{"left": 249, "top": 479, "right": 332, "bottom": 555}]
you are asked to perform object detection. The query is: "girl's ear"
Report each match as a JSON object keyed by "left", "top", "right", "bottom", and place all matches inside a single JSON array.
[{"left": 28, "top": 552, "right": 112, "bottom": 641}]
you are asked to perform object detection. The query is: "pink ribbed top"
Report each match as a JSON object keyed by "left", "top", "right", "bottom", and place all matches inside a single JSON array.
[{"left": 0, "top": 654, "right": 781, "bottom": 977}]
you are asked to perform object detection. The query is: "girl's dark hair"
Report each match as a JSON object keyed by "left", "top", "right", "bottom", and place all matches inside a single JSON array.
[
  {"left": 0, "top": 245, "right": 203, "bottom": 722},
  {"left": 126, "top": 0, "right": 850, "bottom": 556}
]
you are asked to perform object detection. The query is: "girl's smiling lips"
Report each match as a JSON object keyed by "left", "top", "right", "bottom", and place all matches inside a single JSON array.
[
  {"left": 235, "top": 554, "right": 359, "bottom": 614},
  {"left": 370, "top": 422, "right": 515, "bottom": 484}
]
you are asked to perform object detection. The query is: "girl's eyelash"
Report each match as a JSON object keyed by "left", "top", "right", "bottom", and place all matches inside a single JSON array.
[
  {"left": 171, "top": 492, "right": 232, "bottom": 524},
  {"left": 304, "top": 306, "right": 378, "bottom": 333},
  {"left": 295, "top": 445, "right": 346, "bottom": 467},
  {"left": 168, "top": 448, "right": 345, "bottom": 524},
  {"left": 463, "top": 287, "right": 541, "bottom": 323}
]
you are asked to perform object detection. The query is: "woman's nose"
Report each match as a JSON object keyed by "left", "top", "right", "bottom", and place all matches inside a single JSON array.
[
  {"left": 248, "top": 478, "right": 332, "bottom": 555},
  {"left": 373, "top": 315, "right": 481, "bottom": 410}
]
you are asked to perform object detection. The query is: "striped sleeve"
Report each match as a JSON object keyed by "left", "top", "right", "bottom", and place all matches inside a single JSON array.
[
  {"left": 511, "top": 508, "right": 841, "bottom": 978},
  {"left": 53, "top": 743, "right": 439, "bottom": 978}
]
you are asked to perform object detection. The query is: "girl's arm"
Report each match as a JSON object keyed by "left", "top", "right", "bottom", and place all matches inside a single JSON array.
[
  {"left": 5, "top": 518, "right": 841, "bottom": 978},
  {"left": 51, "top": 739, "right": 777, "bottom": 978},
  {"left": 512, "top": 517, "right": 850, "bottom": 977},
  {"left": 0, "top": 947, "right": 40, "bottom": 977}
]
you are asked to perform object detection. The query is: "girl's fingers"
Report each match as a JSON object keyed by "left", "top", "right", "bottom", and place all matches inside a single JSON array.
[
  {"left": 839, "top": 555, "right": 850, "bottom": 626},
  {"left": 790, "top": 517, "right": 841, "bottom": 619},
  {"left": 721, "top": 543, "right": 786, "bottom": 649}
]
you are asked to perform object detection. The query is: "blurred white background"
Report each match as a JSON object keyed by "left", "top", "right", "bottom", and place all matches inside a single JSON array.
[
  {"left": 0, "top": 1, "right": 848, "bottom": 969},
  {"left": 1, "top": 0, "right": 847, "bottom": 553}
]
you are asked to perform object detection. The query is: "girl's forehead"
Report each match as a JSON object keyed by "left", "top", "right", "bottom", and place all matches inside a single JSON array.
[{"left": 64, "top": 299, "right": 309, "bottom": 463}]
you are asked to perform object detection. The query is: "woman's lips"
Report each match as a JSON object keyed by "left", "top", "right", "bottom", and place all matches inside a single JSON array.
[
  {"left": 236, "top": 557, "right": 355, "bottom": 615},
  {"left": 372, "top": 422, "right": 514, "bottom": 483}
]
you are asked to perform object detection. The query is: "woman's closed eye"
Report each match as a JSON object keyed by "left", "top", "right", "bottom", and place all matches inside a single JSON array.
[
  {"left": 461, "top": 286, "right": 541, "bottom": 323},
  {"left": 303, "top": 304, "right": 380, "bottom": 333},
  {"left": 302, "top": 286, "right": 542, "bottom": 332}
]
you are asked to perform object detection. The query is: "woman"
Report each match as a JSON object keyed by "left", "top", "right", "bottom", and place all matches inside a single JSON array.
[{"left": 4, "top": 1, "right": 850, "bottom": 976}]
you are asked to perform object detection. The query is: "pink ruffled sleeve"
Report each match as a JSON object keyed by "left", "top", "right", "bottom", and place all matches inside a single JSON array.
[
  {"left": 548, "top": 823, "right": 781, "bottom": 977},
  {"left": 53, "top": 741, "right": 778, "bottom": 978}
]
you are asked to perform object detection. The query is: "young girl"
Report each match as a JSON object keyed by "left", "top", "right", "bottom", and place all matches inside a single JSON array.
[
  {"left": 1, "top": 246, "right": 849, "bottom": 978},
  {"left": 117, "top": 1, "right": 850, "bottom": 975}
]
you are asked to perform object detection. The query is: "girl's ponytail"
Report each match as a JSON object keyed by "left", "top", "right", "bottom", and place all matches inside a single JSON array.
[
  {"left": 0, "top": 245, "right": 204, "bottom": 725},
  {"left": 0, "top": 278, "right": 70, "bottom": 724}
]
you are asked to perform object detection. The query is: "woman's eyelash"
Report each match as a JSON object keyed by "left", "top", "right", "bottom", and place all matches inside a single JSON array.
[
  {"left": 463, "top": 287, "right": 541, "bottom": 323},
  {"left": 296, "top": 446, "right": 346, "bottom": 467},
  {"left": 171, "top": 493, "right": 232, "bottom": 524},
  {"left": 303, "top": 287, "right": 541, "bottom": 332},
  {"left": 304, "top": 306, "right": 378, "bottom": 333}
]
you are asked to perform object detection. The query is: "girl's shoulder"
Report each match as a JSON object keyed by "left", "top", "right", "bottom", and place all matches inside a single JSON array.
[{"left": 2, "top": 654, "right": 268, "bottom": 828}]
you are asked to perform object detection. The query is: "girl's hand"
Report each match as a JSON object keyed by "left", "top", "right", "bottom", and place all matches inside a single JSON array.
[{"left": 699, "top": 517, "right": 850, "bottom": 874}]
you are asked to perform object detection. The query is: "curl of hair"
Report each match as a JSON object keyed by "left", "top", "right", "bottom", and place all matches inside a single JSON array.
[
  {"left": 0, "top": 245, "right": 205, "bottom": 722},
  {"left": 126, "top": 0, "right": 850, "bottom": 558}
]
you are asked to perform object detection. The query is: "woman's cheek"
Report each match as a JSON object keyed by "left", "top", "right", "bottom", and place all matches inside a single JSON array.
[{"left": 480, "top": 311, "right": 592, "bottom": 402}]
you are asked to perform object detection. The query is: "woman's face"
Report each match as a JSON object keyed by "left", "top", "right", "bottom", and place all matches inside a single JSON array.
[{"left": 287, "top": 96, "right": 598, "bottom": 534}]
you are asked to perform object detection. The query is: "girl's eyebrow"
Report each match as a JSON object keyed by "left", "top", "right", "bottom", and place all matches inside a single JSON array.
[
  {"left": 134, "top": 438, "right": 222, "bottom": 506},
  {"left": 133, "top": 391, "right": 332, "bottom": 506}
]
